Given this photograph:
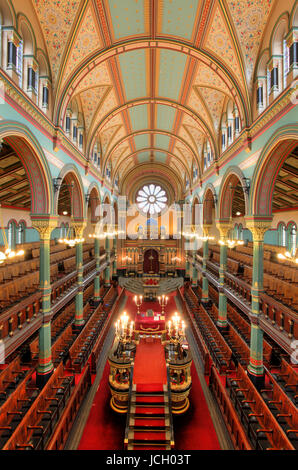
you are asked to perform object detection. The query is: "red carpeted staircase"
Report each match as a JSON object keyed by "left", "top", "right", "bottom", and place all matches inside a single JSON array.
[
  {"left": 126, "top": 383, "right": 172, "bottom": 450},
  {"left": 125, "top": 337, "right": 174, "bottom": 450}
]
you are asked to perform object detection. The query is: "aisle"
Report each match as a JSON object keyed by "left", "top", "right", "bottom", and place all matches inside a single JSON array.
[
  {"left": 77, "top": 288, "right": 222, "bottom": 450},
  {"left": 133, "top": 337, "right": 167, "bottom": 386}
]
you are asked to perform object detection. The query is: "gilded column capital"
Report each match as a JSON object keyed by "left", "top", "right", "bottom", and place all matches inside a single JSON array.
[
  {"left": 31, "top": 218, "right": 58, "bottom": 240},
  {"left": 202, "top": 224, "right": 212, "bottom": 237},
  {"left": 245, "top": 219, "right": 272, "bottom": 242},
  {"left": 72, "top": 221, "right": 87, "bottom": 239},
  {"left": 216, "top": 222, "right": 232, "bottom": 239}
]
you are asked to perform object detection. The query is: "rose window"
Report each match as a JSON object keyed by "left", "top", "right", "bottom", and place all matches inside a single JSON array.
[{"left": 136, "top": 184, "right": 168, "bottom": 215}]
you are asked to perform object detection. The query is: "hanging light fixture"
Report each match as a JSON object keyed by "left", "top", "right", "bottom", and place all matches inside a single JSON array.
[
  {"left": 277, "top": 250, "right": 298, "bottom": 264},
  {"left": 0, "top": 205, "right": 24, "bottom": 264}
]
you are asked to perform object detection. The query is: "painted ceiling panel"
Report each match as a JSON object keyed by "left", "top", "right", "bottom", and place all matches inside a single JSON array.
[
  {"left": 119, "top": 50, "right": 148, "bottom": 100},
  {"left": 129, "top": 105, "right": 149, "bottom": 131},
  {"left": 138, "top": 152, "right": 151, "bottom": 163},
  {"left": 154, "top": 152, "right": 167, "bottom": 163},
  {"left": 155, "top": 134, "right": 171, "bottom": 150},
  {"left": 158, "top": 49, "right": 187, "bottom": 101},
  {"left": 79, "top": 86, "right": 110, "bottom": 133},
  {"left": 226, "top": 0, "right": 274, "bottom": 89},
  {"left": 203, "top": 5, "right": 244, "bottom": 92},
  {"left": 160, "top": 0, "right": 200, "bottom": 41},
  {"left": 197, "top": 87, "right": 226, "bottom": 134},
  {"left": 156, "top": 104, "right": 176, "bottom": 132},
  {"left": 193, "top": 62, "right": 231, "bottom": 97},
  {"left": 61, "top": 4, "right": 102, "bottom": 90},
  {"left": 107, "top": 0, "right": 147, "bottom": 40},
  {"left": 32, "top": 0, "right": 81, "bottom": 85},
  {"left": 134, "top": 134, "right": 150, "bottom": 150}
]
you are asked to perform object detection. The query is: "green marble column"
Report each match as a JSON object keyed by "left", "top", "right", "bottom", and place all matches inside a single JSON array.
[
  {"left": 94, "top": 236, "right": 101, "bottom": 301},
  {"left": 192, "top": 238, "right": 198, "bottom": 286},
  {"left": 201, "top": 225, "right": 211, "bottom": 303},
  {"left": 246, "top": 220, "right": 271, "bottom": 388},
  {"left": 216, "top": 223, "right": 231, "bottom": 328},
  {"left": 105, "top": 236, "right": 111, "bottom": 286},
  {"left": 32, "top": 219, "right": 57, "bottom": 388},
  {"left": 74, "top": 222, "right": 86, "bottom": 329}
]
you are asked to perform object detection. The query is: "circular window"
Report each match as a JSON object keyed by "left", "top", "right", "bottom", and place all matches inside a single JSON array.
[{"left": 136, "top": 184, "right": 168, "bottom": 215}]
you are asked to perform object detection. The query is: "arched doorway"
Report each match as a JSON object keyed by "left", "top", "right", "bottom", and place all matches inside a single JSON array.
[{"left": 143, "top": 249, "right": 159, "bottom": 274}]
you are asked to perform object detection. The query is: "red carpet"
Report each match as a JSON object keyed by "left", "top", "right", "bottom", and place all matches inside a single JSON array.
[
  {"left": 173, "top": 362, "right": 221, "bottom": 450},
  {"left": 78, "top": 361, "right": 126, "bottom": 450},
  {"left": 133, "top": 337, "right": 167, "bottom": 385}
]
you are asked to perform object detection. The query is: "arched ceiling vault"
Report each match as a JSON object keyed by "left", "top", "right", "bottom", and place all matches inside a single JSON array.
[{"left": 31, "top": 0, "right": 276, "bottom": 185}]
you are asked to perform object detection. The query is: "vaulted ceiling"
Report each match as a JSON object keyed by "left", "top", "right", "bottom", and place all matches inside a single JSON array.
[{"left": 30, "top": 0, "right": 275, "bottom": 192}]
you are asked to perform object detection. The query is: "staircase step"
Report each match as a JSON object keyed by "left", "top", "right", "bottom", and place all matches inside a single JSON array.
[
  {"left": 129, "top": 445, "right": 170, "bottom": 450},
  {"left": 132, "top": 418, "right": 168, "bottom": 428},
  {"left": 129, "top": 430, "right": 167, "bottom": 441},
  {"left": 131, "top": 412, "right": 168, "bottom": 419},
  {"left": 134, "top": 395, "right": 166, "bottom": 404},
  {"left": 132, "top": 401, "right": 165, "bottom": 407},
  {"left": 134, "top": 406, "right": 166, "bottom": 415},
  {"left": 131, "top": 425, "right": 169, "bottom": 432}
]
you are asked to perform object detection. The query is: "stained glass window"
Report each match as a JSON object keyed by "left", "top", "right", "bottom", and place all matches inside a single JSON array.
[{"left": 136, "top": 184, "right": 167, "bottom": 215}]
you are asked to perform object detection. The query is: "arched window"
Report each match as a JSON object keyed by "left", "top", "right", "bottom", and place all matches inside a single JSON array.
[
  {"left": 7, "top": 220, "right": 16, "bottom": 250},
  {"left": 17, "top": 221, "right": 26, "bottom": 244},
  {"left": 287, "top": 222, "right": 297, "bottom": 255},
  {"left": 278, "top": 222, "right": 287, "bottom": 247}
]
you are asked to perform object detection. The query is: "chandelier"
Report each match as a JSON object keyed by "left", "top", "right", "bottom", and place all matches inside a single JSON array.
[
  {"left": 58, "top": 219, "right": 84, "bottom": 247},
  {"left": 277, "top": 250, "right": 298, "bottom": 264},
  {"left": 218, "top": 238, "right": 244, "bottom": 248}
]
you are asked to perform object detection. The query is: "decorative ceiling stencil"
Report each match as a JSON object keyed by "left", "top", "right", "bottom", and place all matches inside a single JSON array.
[
  {"left": 196, "top": 86, "right": 226, "bottom": 134},
  {"left": 73, "top": 62, "right": 111, "bottom": 95},
  {"left": 100, "top": 123, "right": 123, "bottom": 155},
  {"left": 203, "top": 5, "right": 244, "bottom": 91},
  {"left": 90, "top": 88, "right": 119, "bottom": 137},
  {"left": 61, "top": 5, "right": 103, "bottom": 89},
  {"left": 187, "top": 88, "right": 214, "bottom": 132},
  {"left": 79, "top": 86, "right": 110, "bottom": 133},
  {"left": 32, "top": 0, "right": 81, "bottom": 85},
  {"left": 194, "top": 61, "right": 232, "bottom": 97},
  {"left": 227, "top": 0, "right": 274, "bottom": 88}
]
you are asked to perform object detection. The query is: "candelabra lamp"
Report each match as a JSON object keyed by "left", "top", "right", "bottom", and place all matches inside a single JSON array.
[
  {"left": 158, "top": 294, "right": 168, "bottom": 315},
  {"left": 134, "top": 295, "right": 143, "bottom": 314},
  {"left": 165, "top": 312, "right": 192, "bottom": 415},
  {"left": 108, "top": 311, "right": 135, "bottom": 414}
]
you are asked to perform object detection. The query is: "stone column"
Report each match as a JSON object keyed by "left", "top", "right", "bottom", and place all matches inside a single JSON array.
[
  {"left": 105, "top": 235, "right": 111, "bottom": 286},
  {"left": 246, "top": 219, "right": 272, "bottom": 389},
  {"left": 32, "top": 218, "right": 57, "bottom": 388},
  {"left": 192, "top": 237, "right": 198, "bottom": 287},
  {"left": 112, "top": 235, "right": 117, "bottom": 276},
  {"left": 216, "top": 223, "right": 231, "bottom": 329},
  {"left": 73, "top": 222, "right": 86, "bottom": 331},
  {"left": 93, "top": 225, "right": 101, "bottom": 303},
  {"left": 202, "top": 224, "right": 212, "bottom": 304}
]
